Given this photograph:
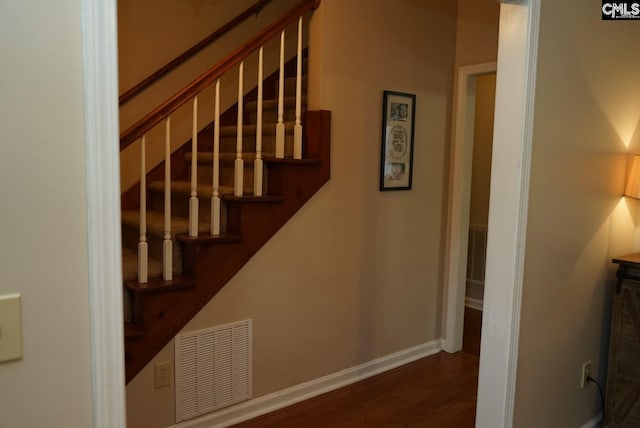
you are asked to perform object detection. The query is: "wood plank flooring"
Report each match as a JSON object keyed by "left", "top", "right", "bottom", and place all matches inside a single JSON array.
[
  {"left": 231, "top": 351, "right": 479, "bottom": 427},
  {"left": 463, "top": 306, "right": 483, "bottom": 357}
]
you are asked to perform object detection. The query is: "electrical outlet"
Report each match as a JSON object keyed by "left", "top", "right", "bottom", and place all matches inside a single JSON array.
[
  {"left": 155, "top": 361, "right": 172, "bottom": 389},
  {"left": 581, "top": 361, "right": 591, "bottom": 389}
]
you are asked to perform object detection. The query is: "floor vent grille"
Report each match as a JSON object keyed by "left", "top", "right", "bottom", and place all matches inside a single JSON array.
[{"left": 175, "top": 319, "right": 253, "bottom": 423}]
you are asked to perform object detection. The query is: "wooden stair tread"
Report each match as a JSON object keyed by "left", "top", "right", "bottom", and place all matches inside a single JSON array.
[
  {"left": 245, "top": 95, "right": 307, "bottom": 110},
  {"left": 147, "top": 181, "right": 253, "bottom": 197},
  {"left": 126, "top": 275, "right": 195, "bottom": 294},
  {"left": 122, "top": 248, "right": 163, "bottom": 282},
  {"left": 121, "top": 209, "right": 210, "bottom": 236},
  {"left": 263, "top": 156, "right": 321, "bottom": 165},
  {"left": 222, "top": 194, "right": 283, "bottom": 203},
  {"left": 124, "top": 323, "right": 144, "bottom": 339},
  {"left": 145, "top": 181, "right": 282, "bottom": 203},
  {"left": 186, "top": 152, "right": 318, "bottom": 165},
  {"left": 148, "top": 181, "right": 256, "bottom": 199},
  {"left": 186, "top": 152, "right": 274, "bottom": 163},
  {"left": 176, "top": 233, "right": 242, "bottom": 244},
  {"left": 218, "top": 121, "right": 295, "bottom": 136}
]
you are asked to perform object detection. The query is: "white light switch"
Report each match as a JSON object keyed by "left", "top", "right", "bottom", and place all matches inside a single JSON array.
[{"left": 0, "top": 294, "right": 22, "bottom": 363}]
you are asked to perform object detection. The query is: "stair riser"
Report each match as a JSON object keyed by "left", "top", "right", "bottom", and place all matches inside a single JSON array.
[
  {"left": 218, "top": 132, "right": 295, "bottom": 157},
  {"left": 121, "top": 227, "right": 184, "bottom": 275},
  {"left": 148, "top": 191, "right": 229, "bottom": 232},
  {"left": 247, "top": 108, "right": 300, "bottom": 125},
  {"left": 264, "top": 74, "right": 308, "bottom": 99},
  {"left": 192, "top": 162, "right": 260, "bottom": 192},
  {"left": 277, "top": 75, "right": 307, "bottom": 99}
]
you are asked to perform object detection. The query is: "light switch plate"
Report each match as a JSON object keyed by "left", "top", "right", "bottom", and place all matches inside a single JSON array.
[{"left": 0, "top": 294, "right": 23, "bottom": 363}]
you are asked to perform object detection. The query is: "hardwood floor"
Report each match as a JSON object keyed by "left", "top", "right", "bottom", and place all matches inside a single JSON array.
[
  {"left": 231, "top": 352, "right": 479, "bottom": 427},
  {"left": 462, "top": 306, "right": 483, "bottom": 357}
]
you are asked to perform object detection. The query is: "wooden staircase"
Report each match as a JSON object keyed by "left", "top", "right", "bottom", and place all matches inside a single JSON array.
[{"left": 120, "top": 48, "right": 330, "bottom": 382}]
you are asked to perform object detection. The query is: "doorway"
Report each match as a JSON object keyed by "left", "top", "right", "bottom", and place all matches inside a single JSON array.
[
  {"left": 84, "top": 1, "right": 540, "bottom": 426},
  {"left": 443, "top": 62, "right": 496, "bottom": 355},
  {"left": 462, "top": 72, "right": 496, "bottom": 356}
]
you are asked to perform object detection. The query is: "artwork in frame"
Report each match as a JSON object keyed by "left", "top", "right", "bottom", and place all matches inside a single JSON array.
[{"left": 379, "top": 90, "right": 416, "bottom": 191}]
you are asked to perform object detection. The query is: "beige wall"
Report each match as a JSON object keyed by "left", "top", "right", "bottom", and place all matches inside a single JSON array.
[
  {"left": 118, "top": 0, "right": 300, "bottom": 107},
  {"left": 453, "top": 0, "right": 498, "bottom": 229},
  {"left": 119, "top": 0, "right": 253, "bottom": 93},
  {"left": 126, "top": 0, "right": 457, "bottom": 426},
  {"left": 514, "top": 1, "right": 640, "bottom": 426},
  {"left": 454, "top": 0, "right": 499, "bottom": 67},
  {"left": 0, "top": 1, "right": 94, "bottom": 427},
  {"left": 469, "top": 73, "right": 495, "bottom": 227}
]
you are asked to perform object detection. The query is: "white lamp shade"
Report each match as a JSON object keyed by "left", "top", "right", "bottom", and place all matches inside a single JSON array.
[{"left": 625, "top": 154, "right": 640, "bottom": 199}]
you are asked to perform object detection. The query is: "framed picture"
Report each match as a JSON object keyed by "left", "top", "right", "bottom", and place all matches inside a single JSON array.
[{"left": 379, "top": 90, "right": 416, "bottom": 191}]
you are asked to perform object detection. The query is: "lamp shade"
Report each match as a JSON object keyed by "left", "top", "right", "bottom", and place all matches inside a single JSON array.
[{"left": 625, "top": 154, "right": 640, "bottom": 199}]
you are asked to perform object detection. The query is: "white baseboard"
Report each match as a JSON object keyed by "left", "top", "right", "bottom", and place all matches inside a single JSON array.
[
  {"left": 169, "top": 339, "right": 442, "bottom": 428},
  {"left": 581, "top": 413, "right": 602, "bottom": 428},
  {"left": 465, "top": 297, "right": 483, "bottom": 311}
]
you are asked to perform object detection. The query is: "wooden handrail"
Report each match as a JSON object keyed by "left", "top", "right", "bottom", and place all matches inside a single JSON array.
[
  {"left": 120, "top": 0, "right": 320, "bottom": 151},
  {"left": 119, "top": 0, "right": 274, "bottom": 107}
]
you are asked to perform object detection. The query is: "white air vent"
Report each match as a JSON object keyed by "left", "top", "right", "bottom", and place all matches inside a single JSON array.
[
  {"left": 175, "top": 319, "right": 253, "bottom": 423},
  {"left": 467, "top": 224, "right": 488, "bottom": 284}
]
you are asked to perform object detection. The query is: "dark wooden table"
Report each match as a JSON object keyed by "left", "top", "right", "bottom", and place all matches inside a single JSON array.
[{"left": 605, "top": 253, "right": 640, "bottom": 426}]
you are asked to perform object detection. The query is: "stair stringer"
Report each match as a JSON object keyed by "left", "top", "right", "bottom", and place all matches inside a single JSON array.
[{"left": 124, "top": 110, "right": 331, "bottom": 383}]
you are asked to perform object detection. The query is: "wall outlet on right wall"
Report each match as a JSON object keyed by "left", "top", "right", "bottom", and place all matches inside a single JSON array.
[{"left": 581, "top": 361, "right": 591, "bottom": 389}]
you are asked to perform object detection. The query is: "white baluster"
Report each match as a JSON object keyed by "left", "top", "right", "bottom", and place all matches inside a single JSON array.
[
  {"left": 293, "top": 16, "right": 303, "bottom": 160},
  {"left": 254, "top": 46, "right": 264, "bottom": 197},
  {"left": 211, "top": 79, "right": 221, "bottom": 236},
  {"left": 234, "top": 61, "right": 244, "bottom": 197},
  {"left": 275, "top": 30, "right": 285, "bottom": 159},
  {"left": 163, "top": 117, "right": 173, "bottom": 281},
  {"left": 138, "top": 135, "right": 148, "bottom": 284},
  {"left": 189, "top": 96, "right": 199, "bottom": 237}
]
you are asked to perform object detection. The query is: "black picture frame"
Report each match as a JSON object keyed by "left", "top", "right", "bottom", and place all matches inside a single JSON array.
[{"left": 379, "top": 90, "right": 416, "bottom": 191}]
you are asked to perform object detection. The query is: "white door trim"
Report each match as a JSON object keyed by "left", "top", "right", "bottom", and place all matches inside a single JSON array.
[
  {"left": 82, "top": 0, "right": 127, "bottom": 426},
  {"left": 443, "top": 61, "right": 496, "bottom": 353},
  {"left": 476, "top": 1, "right": 540, "bottom": 427}
]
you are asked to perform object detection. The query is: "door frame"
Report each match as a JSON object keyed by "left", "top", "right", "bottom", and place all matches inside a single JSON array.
[
  {"left": 442, "top": 61, "right": 497, "bottom": 354},
  {"left": 82, "top": 0, "right": 127, "bottom": 426},
  {"left": 442, "top": 0, "right": 540, "bottom": 426},
  {"left": 475, "top": 1, "right": 540, "bottom": 426},
  {"left": 81, "top": 0, "right": 541, "bottom": 426}
]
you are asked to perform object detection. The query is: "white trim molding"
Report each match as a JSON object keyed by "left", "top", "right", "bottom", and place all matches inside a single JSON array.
[
  {"left": 475, "top": 1, "right": 540, "bottom": 427},
  {"left": 82, "top": 0, "right": 126, "bottom": 426},
  {"left": 443, "top": 62, "right": 496, "bottom": 353},
  {"left": 169, "top": 340, "right": 441, "bottom": 428}
]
